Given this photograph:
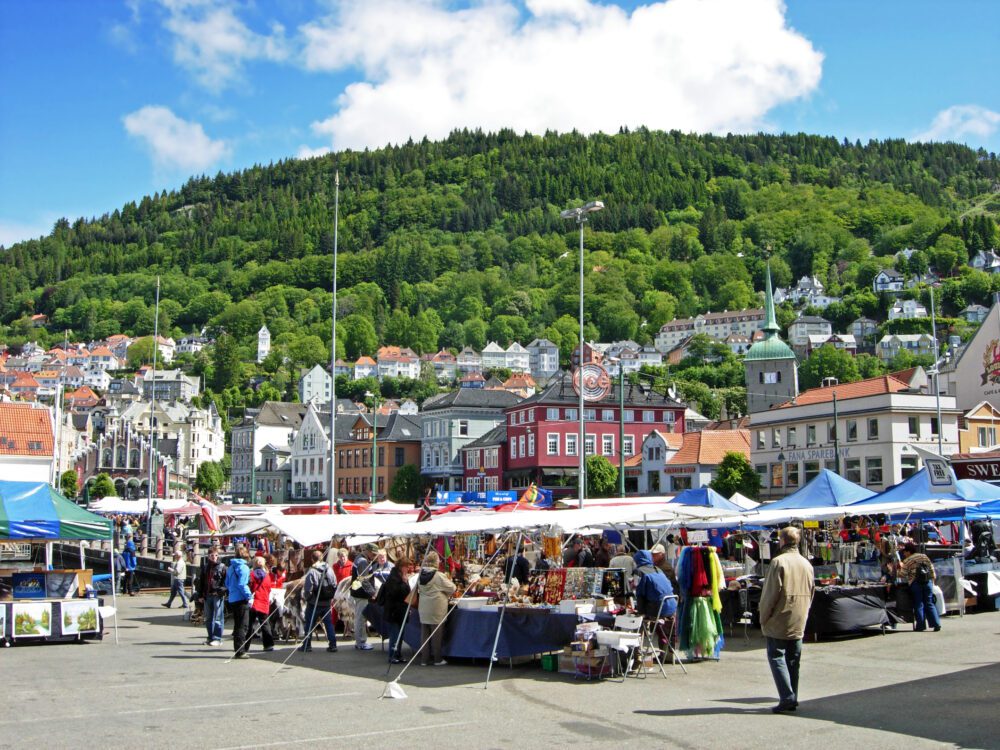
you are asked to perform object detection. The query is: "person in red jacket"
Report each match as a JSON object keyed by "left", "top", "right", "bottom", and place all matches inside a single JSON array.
[
  {"left": 249, "top": 556, "right": 275, "bottom": 652},
  {"left": 332, "top": 547, "right": 352, "bottom": 582}
]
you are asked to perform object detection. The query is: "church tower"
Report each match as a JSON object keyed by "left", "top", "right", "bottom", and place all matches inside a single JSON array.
[
  {"left": 257, "top": 325, "right": 271, "bottom": 363},
  {"left": 744, "top": 265, "right": 798, "bottom": 414}
]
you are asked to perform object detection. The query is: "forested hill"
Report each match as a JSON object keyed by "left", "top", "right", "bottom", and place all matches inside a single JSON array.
[{"left": 2, "top": 129, "right": 999, "bottom": 373}]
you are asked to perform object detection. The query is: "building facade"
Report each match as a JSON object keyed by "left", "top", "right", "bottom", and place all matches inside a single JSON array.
[{"left": 655, "top": 308, "right": 765, "bottom": 353}]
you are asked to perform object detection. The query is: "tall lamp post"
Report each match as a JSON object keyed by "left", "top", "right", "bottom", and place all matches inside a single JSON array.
[
  {"left": 607, "top": 356, "right": 626, "bottom": 498},
  {"left": 329, "top": 171, "right": 340, "bottom": 514},
  {"left": 365, "top": 391, "right": 379, "bottom": 503},
  {"left": 560, "top": 200, "right": 604, "bottom": 509}
]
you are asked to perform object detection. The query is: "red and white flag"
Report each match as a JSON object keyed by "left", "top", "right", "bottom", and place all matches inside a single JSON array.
[{"left": 198, "top": 497, "right": 220, "bottom": 532}]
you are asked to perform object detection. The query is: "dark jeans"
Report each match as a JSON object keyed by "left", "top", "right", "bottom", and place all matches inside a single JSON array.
[
  {"left": 910, "top": 580, "right": 941, "bottom": 631},
  {"left": 123, "top": 570, "right": 138, "bottom": 595},
  {"left": 231, "top": 600, "right": 251, "bottom": 655},
  {"left": 304, "top": 602, "right": 337, "bottom": 649},
  {"left": 386, "top": 621, "right": 403, "bottom": 661},
  {"left": 249, "top": 608, "right": 274, "bottom": 650},
  {"left": 765, "top": 637, "right": 802, "bottom": 706},
  {"left": 165, "top": 579, "right": 188, "bottom": 608}
]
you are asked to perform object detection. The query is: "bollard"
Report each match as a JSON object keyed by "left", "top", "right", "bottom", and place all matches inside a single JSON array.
[{"left": 155, "top": 538, "right": 164, "bottom": 560}]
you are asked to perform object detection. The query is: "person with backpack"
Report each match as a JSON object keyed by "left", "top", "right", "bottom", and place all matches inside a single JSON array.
[
  {"left": 248, "top": 556, "right": 275, "bottom": 652},
  {"left": 300, "top": 549, "right": 338, "bottom": 653},
  {"left": 226, "top": 546, "right": 253, "bottom": 659},
  {"left": 198, "top": 547, "right": 228, "bottom": 646},
  {"left": 349, "top": 544, "right": 378, "bottom": 651},
  {"left": 122, "top": 535, "right": 138, "bottom": 596},
  {"left": 900, "top": 542, "right": 941, "bottom": 632}
]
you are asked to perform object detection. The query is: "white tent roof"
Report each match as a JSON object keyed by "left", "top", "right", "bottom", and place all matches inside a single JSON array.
[
  {"left": 89, "top": 497, "right": 190, "bottom": 514},
  {"left": 728, "top": 493, "right": 760, "bottom": 510},
  {"left": 691, "top": 498, "right": 975, "bottom": 528}
]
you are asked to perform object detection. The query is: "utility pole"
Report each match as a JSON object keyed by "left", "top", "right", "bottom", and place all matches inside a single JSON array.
[{"left": 329, "top": 170, "right": 339, "bottom": 514}]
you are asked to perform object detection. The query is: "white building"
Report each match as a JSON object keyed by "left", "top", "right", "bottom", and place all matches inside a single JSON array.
[
  {"left": 787, "top": 315, "right": 832, "bottom": 349},
  {"left": 505, "top": 342, "right": 531, "bottom": 373},
  {"left": 526, "top": 339, "right": 560, "bottom": 379},
  {"left": 257, "top": 326, "right": 271, "bottom": 363},
  {"left": 644, "top": 429, "right": 750, "bottom": 493},
  {"left": 0, "top": 402, "right": 55, "bottom": 483},
  {"left": 970, "top": 249, "right": 1000, "bottom": 274},
  {"left": 298, "top": 364, "right": 332, "bottom": 404},
  {"left": 877, "top": 334, "right": 935, "bottom": 362},
  {"left": 353, "top": 356, "right": 377, "bottom": 380},
  {"left": 778, "top": 276, "right": 840, "bottom": 308},
  {"left": 230, "top": 402, "right": 308, "bottom": 502},
  {"left": 289, "top": 404, "right": 332, "bottom": 501},
  {"left": 481, "top": 342, "right": 507, "bottom": 371},
  {"left": 888, "top": 299, "right": 928, "bottom": 320},
  {"left": 961, "top": 304, "right": 990, "bottom": 324},
  {"left": 141, "top": 369, "right": 200, "bottom": 402},
  {"left": 634, "top": 430, "right": 682, "bottom": 494},
  {"left": 873, "top": 269, "right": 905, "bottom": 294},
  {"left": 749, "top": 375, "right": 959, "bottom": 499},
  {"left": 655, "top": 308, "right": 765, "bottom": 352},
  {"left": 457, "top": 347, "right": 483, "bottom": 375}
]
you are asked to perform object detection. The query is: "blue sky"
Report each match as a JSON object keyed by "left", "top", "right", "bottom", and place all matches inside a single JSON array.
[{"left": 1, "top": 0, "right": 998, "bottom": 248}]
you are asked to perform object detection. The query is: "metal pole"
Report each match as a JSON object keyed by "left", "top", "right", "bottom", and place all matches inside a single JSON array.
[
  {"left": 146, "top": 276, "right": 160, "bottom": 536},
  {"left": 250, "top": 424, "right": 256, "bottom": 504},
  {"left": 832, "top": 391, "right": 840, "bottom": 475},
  {"left": 619, "top": 370, "right": 625, "bottom": 498},
  {"left": 578, "top": 218, "right": 586, "bottom": 510},
  {"left": 371, "top": 402, "right": 378, "bottom": 503},
  {"left": 485, "top": 530, "right": 523, "bottom": 689},
  {"left": 930, "top": 287, "right": 944, "bottom": 454},
  {"left": 330, "top": 170, "right": 339, "bottom": 514}
]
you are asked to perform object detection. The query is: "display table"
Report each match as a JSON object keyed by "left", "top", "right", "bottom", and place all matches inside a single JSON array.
[
  {"left": 806, "top": 584, "right": 895, "bottom": 636},
  {"left": 373, "top": 605, "right": 611, "bottom": 660},
  {"left": 1, "top": 598, "right": 104, "bottom": 645}
]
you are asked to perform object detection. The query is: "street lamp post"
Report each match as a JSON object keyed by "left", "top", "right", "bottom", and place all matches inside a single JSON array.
[
  {"left": 329, "top": 171, "right": 340, "bottom": 514},
  {"left": 560, "top": 200, "right": 604, "bottom": 509},
  {"left": 366, "top": 391, "right": 379, "bottom": 503}
]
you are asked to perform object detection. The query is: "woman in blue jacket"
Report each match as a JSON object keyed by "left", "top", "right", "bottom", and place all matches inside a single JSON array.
[{"left": 225, "top": 546, "right": 253, "bottom": 659}]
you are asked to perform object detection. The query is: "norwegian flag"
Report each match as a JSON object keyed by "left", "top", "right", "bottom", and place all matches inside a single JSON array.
[
  {"left": 416, "top": 490, "right": 435, "bottom": 522},
  {"left": 198, "top": 497, "right": 220, "bottom": 533}
]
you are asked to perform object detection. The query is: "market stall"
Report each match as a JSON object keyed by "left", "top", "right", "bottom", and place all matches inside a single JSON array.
[{"left": 0, "top": 481, "right": 115, "bottom": 645}]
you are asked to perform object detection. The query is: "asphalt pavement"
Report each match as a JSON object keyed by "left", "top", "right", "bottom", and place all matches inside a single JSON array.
[{"left": 1, "top": 595, "right": 998, "bottom": 750}]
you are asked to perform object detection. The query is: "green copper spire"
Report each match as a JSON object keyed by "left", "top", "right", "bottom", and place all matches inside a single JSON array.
[{"left": 762, "top": 263, "right": 780, "bottom": 336}]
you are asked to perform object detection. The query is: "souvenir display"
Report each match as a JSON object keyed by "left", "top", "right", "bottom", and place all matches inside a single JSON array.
[
  {"left": 563, "top": 568, "right": 588, "bottom": 599},
  {"left": 601, "top": 569, "right": 626, "bottom": 598},
  {"left": 527, "top": 572, "right": 548, "bottom": 604},
  {"left": 543, "top": 569, "right": 566, "bottom": 605},
  {"left": 676, "top": 546, "right": 725, "bottom": 659}
]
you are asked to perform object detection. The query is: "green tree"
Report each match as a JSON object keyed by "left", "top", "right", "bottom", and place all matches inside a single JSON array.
[
  {"left": 798, "top": 345, "right": 862, "bottom": 390},
  {"left": 126, "top": 337, "right": 156, "bottom": 369},
  {"left": 90, "top": 473, "right": 116, "bottom": 499},
  {"left": 339, "top": 313, "right": 378, "bottom": 360},
  {"left": 211, "top": 333, "right": 242, "bottom": 391},
  {"left": 389, "top": 464, "right": 423, "bottom": 503},
  {"left": 586, "top": 455, "right": 618, "bottom": 498},
  {"left": 710, "top": 452, "right": 761, "bottom": 500},
  {"left": 60, "top": 470, "right": 79, "bottom": 499},
  {"left": 194, "top": 461, "right": 225, "bottom": 497}
]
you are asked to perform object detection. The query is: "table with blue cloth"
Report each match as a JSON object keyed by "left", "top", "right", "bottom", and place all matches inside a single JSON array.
[{"left": 366, "top": 602, "right": 611, "bottom": 660}]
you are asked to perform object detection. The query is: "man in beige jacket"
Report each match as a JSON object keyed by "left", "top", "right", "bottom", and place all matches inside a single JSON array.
[{"left": 759, "top": 526, "right": 815, "bottom": 713}]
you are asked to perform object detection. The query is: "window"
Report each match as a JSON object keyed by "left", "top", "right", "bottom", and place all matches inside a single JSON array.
[
  {"left": 566, "top": 433, "right": 578, "bottom": 456},
  {"left": 787, "top": 426, "right": 796, "bottom": 448},
  {"left": 528, "top": 432, "right": 535, "bottom": 456},
  {"left": 847, "top": 419, "right": 858, "bottom": 443},
  {"left": 459, "top": 420, "right": 469, "bottom": 437},
  {"left": 979, "top": 426, "right": 997, "bottom": 447},
  {"left": 623, "top": 435, "right": 635, "bottom": 455},
  {"left": 804, "top": 460, "right": 820, "bottom": 483},
  {"left": 786, "top": 462, "right": 799, "bottom": 487},
  {"left": 509, "top": 439, "right": 517, "bottom": 459},
  {"left": 378, "top": 447, "right": 384, "bottom": 466},
  {"left": 844, "top": 459, "right": 861, "bottom": 483},
  {"left": 584, "top": 408, "right": 597, "bottom": 420},
  {"left": 546, "top": 408, "right": 560, "bottom": 421},
  {"left": 868, "top": 418, "right": 879, "bottom": 440},
  {"left": 770, "top": 463, "right": 783, "bottom": 488},
  {"left": 825, "top": 459, "right": 838, "bottom": 472},
  {"left": 930, "top": 417, "right": 939, "bottom": 436},
  {"left": 757, "top": 431, "right": 766, "bottom": 450},
  {"left": 755, "top": 464, "right": 768, "bottom": 486},
  {"left": 866, "top": 457, "right": 884, "bottom": 485},
  {"left": 772, "top": 429, "right": 781, "bottom": 449},
  {"left": 547, "top": 434, "right": 559, "bottom": 455},
  {"left": 602, "top": 409, "right": 614, "bottom": 422},
  {"left": 395, "top": 447, "right": 404, "bottom": 467},
  {"left": 908, "top": 416, "right": 919, "bottom": 438},
  {"left": 806, "top": 425, "right": 817, "bottom": 446},
  {"left": 565, "top": 408, "right": 578, "bottom": 421},
  {"left": 643, "top": 410, "right": 655, "bottom": 423},
  {"left": 901, "top": 455, "right": 918, "bottom": 479},
  {"left": 519, "top": 435, "right": 526, "bottom": 457},
  {"left": 584, "top": 435, "right": 596, "bottom": 455},
  {"left": 623, "top": 410, "right": 635, "bottom": 423},
  {"left": 602, "top": 435, "right": 614, "bottom": 455},
  {"left": 763, "top": 371, "right": 781, "bottom": 384},
  {"left": 528, "top": 409, "right": 535, "bottom": 422},
  {"left": 828, "top": 422, "right": 837, "bottom": 443}
]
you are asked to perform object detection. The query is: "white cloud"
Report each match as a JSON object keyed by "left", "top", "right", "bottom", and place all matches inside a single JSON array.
[
  {"left": 123, "top": 105, "right": 230, "bottom": 172},
  {"left": 297, "top": 0, "right": 823, "bottom": 152},
  {"left": 913, "top": 105, "right": 1000, "bottom": 145},
  {"left": 296, "top": 144, "right": 333, "bottom": 160},
  {"left": 158, "top": 0, "right": 289, "bottom": 92}
]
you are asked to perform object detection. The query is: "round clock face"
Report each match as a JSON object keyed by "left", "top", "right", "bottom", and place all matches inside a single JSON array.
[{"left": 573, "top": 363, "right": 612, "bottom": 401}]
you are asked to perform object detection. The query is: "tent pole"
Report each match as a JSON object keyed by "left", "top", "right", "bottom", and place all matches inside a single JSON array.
[
  {"left": 109, "top": 538, "right": 119, "bottom": 645},
  {"left": 384, "top": 536, "right": 434, "bottom": 680},
  {"left": 485, "top": 530, "right": 522, "bottom": 690},
  {"left": 79, "top": 541, "right": 85, "bottom": 570}
]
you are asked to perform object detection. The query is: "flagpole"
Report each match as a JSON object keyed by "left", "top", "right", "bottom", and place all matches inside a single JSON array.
[
  {"left": 929, "top": 286, "right": 943, "bottom": 455},
  {"left": 329, "top": 170, "right": 339, "bottom": 515},
  {"left": 146, "top": 276, "right": 160, "bottom": 537}
]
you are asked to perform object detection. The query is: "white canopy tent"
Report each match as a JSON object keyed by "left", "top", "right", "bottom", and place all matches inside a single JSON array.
[{"left": 687, "top": 498, "right": 976, "bottom": 529}]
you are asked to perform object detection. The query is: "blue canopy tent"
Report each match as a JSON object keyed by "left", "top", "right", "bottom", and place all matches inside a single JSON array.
[
  {"left": 762, "top": 469, "right": 875, "bottom": 511},
  {"left": 850, "top": 468, "right": 964, "bottom": 508},
  {"left": 668, "top": 487, "right": 746, "bottom": 513}
]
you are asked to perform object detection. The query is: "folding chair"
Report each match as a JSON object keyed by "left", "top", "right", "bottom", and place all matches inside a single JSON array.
[
  {"left": 644, "top": 594, "right": 687, "bottom": 676},
  {"left": 601, "top": 613, "right": 644, "bottom": 682}
]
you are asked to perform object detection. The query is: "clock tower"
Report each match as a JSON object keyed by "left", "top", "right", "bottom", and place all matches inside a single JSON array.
[{"left": 744, "top": 265, "right": 798, "bottom": 413}]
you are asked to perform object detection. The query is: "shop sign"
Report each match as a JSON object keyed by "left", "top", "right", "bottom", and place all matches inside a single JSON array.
[
  {"left": 982, "top": 339, "right": 1000, "bottom": 386},
  {"left": 953, "top": 458, "right": 1000, "bottom": 483},
  {"left": 785, "top": 447, "right": 851, "bottom": 461},
  {"left": 663, "top": 466, "right": 693, "bottom": 475},
  {"left": 687, "top": 530, "right": 709, "bottom": 543}
]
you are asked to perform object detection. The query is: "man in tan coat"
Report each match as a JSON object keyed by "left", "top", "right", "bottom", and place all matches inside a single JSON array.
[{"left": 759, "top": 526, "right": 815, "bottom": 713}]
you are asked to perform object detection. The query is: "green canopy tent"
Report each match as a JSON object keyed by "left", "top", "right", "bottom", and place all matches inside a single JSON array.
[{"left": 0, "top": 481, "right": 117, "bottom": 643}]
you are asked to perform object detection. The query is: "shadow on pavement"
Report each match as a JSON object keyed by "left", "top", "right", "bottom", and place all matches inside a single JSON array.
[{"left": 636, "top": 662, "right": 1000, "bottom": 748}]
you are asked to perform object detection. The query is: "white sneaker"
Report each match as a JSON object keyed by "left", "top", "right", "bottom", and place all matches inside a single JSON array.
[
  {"left": 434, "top": 659, "right": 448, "bottom": 666},
  {"left": 209, "top": 640, "right": 222, "bottom": 647},
  {"left": 356, "top": 643, "right": 374, "bottom": 651}
]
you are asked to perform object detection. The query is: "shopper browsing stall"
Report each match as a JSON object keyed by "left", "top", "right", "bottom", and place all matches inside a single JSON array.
[
  {"left": 226, "top": 546, "right": 253, "bottom": 659},
  {"left": 377, "top": 557, "right": 414, "bottom": 664},
  {"left": 417, "top": 551, "right": 456, "bottom": 666},
  {"left": 632, "top": 550, "right": 677, "bottom": 619},
  {"left": 899, "top": 542, "right": 941, "bottom": 632}
]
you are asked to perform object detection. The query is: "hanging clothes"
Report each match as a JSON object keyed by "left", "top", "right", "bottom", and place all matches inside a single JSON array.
[{"left": 675, "top": 546, "right": 725, "bottom": 659}]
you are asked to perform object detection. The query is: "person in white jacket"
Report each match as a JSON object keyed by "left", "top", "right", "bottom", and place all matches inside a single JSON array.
[{"left": 162, "top": 551, "right": 189, "bottom": 608}]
